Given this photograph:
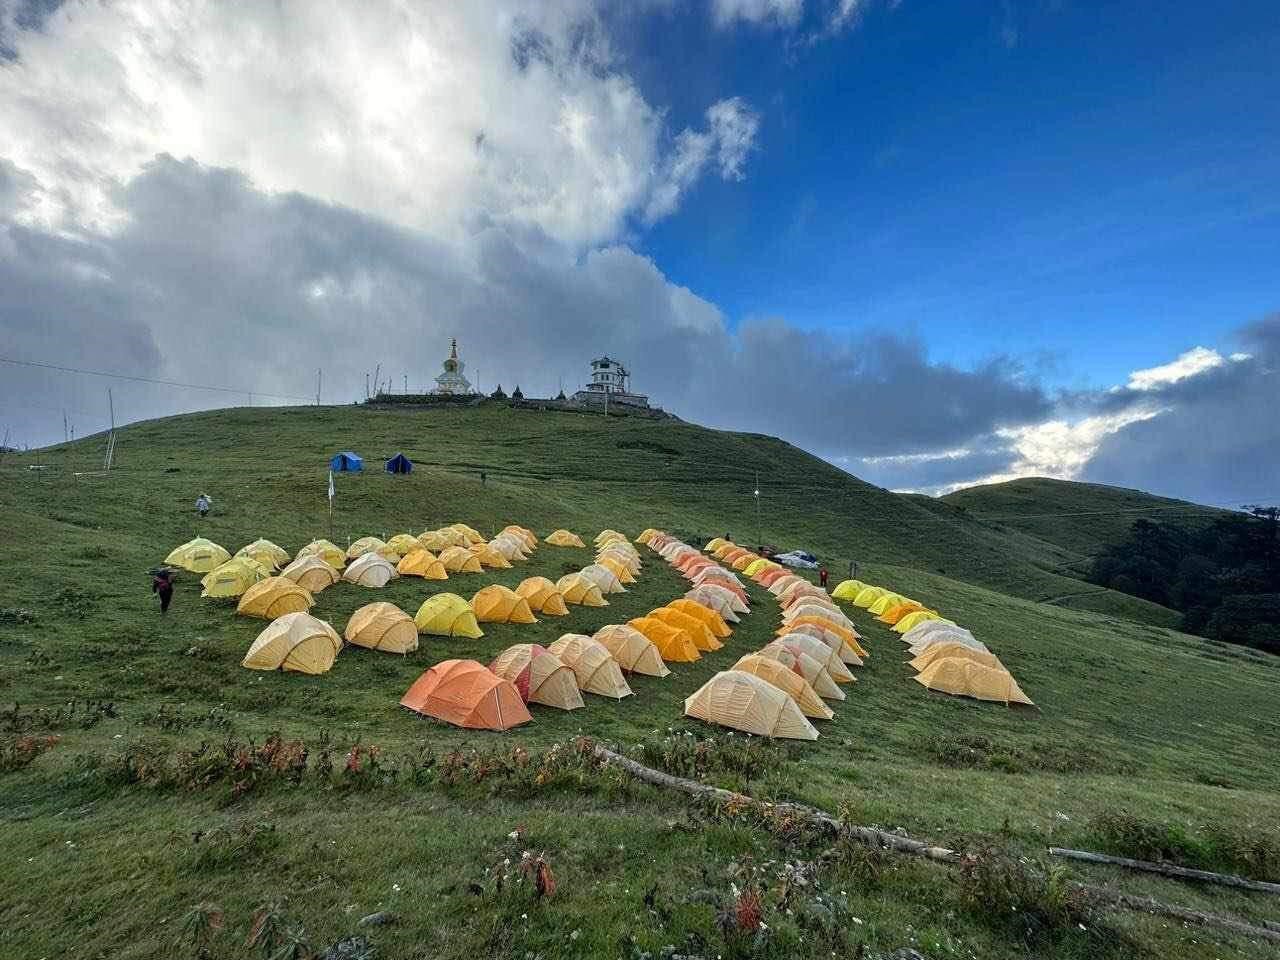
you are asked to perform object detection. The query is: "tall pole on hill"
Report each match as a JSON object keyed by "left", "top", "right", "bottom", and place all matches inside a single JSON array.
[
  {"left": 316, "top": 369, "right": 322, "bottom": 405},
  {"left": 753, "top": 471, "right": 761, "bottom": 548}
]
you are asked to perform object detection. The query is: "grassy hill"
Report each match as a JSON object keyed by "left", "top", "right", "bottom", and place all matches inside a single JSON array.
[{"left": 2, "top": 403, "right": 1279, "bottom": 959}]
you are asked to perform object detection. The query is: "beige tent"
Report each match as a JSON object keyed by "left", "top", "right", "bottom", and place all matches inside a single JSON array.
[
  {"left": 488, "top": 535, "right": 529, "bottom": 562},
  {"left": 914, "top": 657, "right": 1034, "bottom": 706},
  {"left": 684, "top": 671, "right": 818, "bottom": 740},
  {"left": 488, "top": 644, "right": 584, "bottom": 710},
  {"left": 414, "top": 593, "right": 485, "bottom": 638},
  {"left": 593, "top": 624, "right": 670, "bottom": 677},
  {"left": 235, "top": 538, "right": 291, "bottom": 570},
  {"left": 514, "top": 577, "right": 570, "bottom": 616},
  {"left": 732, "top": 654, "right": 834, "bottom": 720},
  {"left": 578, "top": 563, "right": 626, "bottom": 594},
  {"left": 342, "top": 552, "right": 400, "bottom": 587},
  {"left": 902, "top": 620, "right": 977, "bottom": 646},
  {"left": 635, "top": 528, "right": 661, "bottom": 544},
  {"left": 909, "top": 642, "right": 1003, "bottom": 673},
  {"left": 500, "top": 525, "right": 538, "bottom": 551},
  {"left": 280, "top": 555, "right": 340, "bottom": 593},
  {"left": 597, "top": 555, "right": 638, "bottom": 583},
  {"left": 908, "top": 629, "right": 986, "bottom": 657},
  {"left": 164, "top": 537, "right": 231, "bottom": 573},
  {"left": 469, "top": 543, "right": 513, "bottom": 569},
  {"left": 344, "top": 602, "right": 419, "bottom": 654},
  {"left": 783, "top": 601, "right": 855, "bottom": 629},
  {"left": 242, "top": 612, "right": 341, "bottom": 674},
  {"left": 556, "top": 574, "right": 608, "bottom": 607},
  {"left": 417, "top": 529, "right": 457, "bottom": 552},
  {"left": 544, "top": 529, "right": 586, "bottom": 548},
  {"left": 237, "top": 577, "right": 315, "bottom": 619},
  {"left": 447, "top": 523, "right": 486, "bottom": 544},
  {"left": 786, "top": 622, "right": 863, "bottom": 666},
  {"left": 438, "top": 546, "right": 484, "bottom": 574},
  {"left": 774, "top": 633, "right": 855, "bottom": 682},
  {"left": 594, "top": 529, "right": 626, "bottom": 546},
  {"left": 767, "top": 574, "right": 807, "bottom": 597},
  {"left": 346, "top": 536, "right": 387, "bottom": 560},
  {"left": 547, "top": 634, "right": 632, "bottom": 699},
  {"left": 470, "top": 585, "right": 538, "bottom": 624},
  {"left": 296, "top": 539, "right": 346, "bottom": 569},
  {"left": 684, "top": 584, "right": 744, "bottom": 622},
  {"left": 757, "top": 643, "right": 845, "bottom": 700},
  {"left": 397, "top": 548, "right": 448, "bottom": 580}
]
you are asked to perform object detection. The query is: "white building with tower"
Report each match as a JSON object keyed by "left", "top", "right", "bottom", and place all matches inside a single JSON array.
[
  {"left": 572, "top": 355, "right": 650, "bottom": 409},
  {"left": 431, "top": 338, "right": 474, "bottom": 395}
]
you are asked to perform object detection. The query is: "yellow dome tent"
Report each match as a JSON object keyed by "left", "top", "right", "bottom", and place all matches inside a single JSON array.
[
  {"left": 342, "top": 553, "right": 399, "bottom": 587},
  {"left": 852, "top": 586, "right": 886, "bottom": 607},
  {"left": 417, "top": 529, "right": 456, "bottom": 552},
  {"left": 235, "top": 539, "right": 290, "bottom": 570},
  {"left": 237, "top": 577, "right": 315, "bottom": 619},
  {"left": 774, "top": 633, "right": 855, "bottom": 682},
  {"left": 594, "top": 529, "right": 626, "bottom": 546},
  {"left": 650, "top": 607, "right": 721, "bottom": 652},
  {"left": 471, "top": 585, "right": 538, "bottom": 624},
  {"left": 545, "top": 529, "right": 586, "bottom": 548},
  {"left": 296, "top": 539, "right": 346, "bottom": 569},
  {"left": 634, "top": 528, "right": 661, "bottom": 545},
  {"left": 344, "top": 602, "right": 419, "bottom": 654},
  {"left": 894, "top": 611, "right": 950, "bottom": 634},
  {"left": 667, "top": 598, "right": 732, "bottom": 638},
  {"left": 165, "top": 537, "right": 231, "bottom": 573},
  {"left": 879, "top": 602, "right": 926, "bottom": 625},
  {"left": 346, "top": 536, "right": 387, "bottom": 560},
  {"left": 448, "top": 523, "right": 485, "bottom": 544},
  {"left": 597, "top": 556, "right": 637, "bottom": 584},
  {"left": 732, "top": 654, "right": 833, "bottom": 720},
  {"left": 598, "top": 546, "right": 641, "bottom": 571},
  {"left": 914, "top": 657, "right": 1034, "bottom": 706},
  {"left": 730, "top": 552, "right": 760, "bottom": 572},
  {"left": 627, "top": 617, "right": 700, "bottom": 663},
  {"left": 909, "top": 642, "right": 1003, "bottom": 673},
  {"left": 414, "top": 593, "right": 484, "bottom": 639},
  {"left": 867, "top": 593, "right": 908, "bottom": 616},
  {"left": 684, "top": 671, "right": 818, "bottom": 740},
  {"left": 831, "top": 580, "right": 865, "bottom": 600},
  {"left": 743, "top": 557, "right": 772, "bottom": 577},
  {"left": 593, "top": 625, "right": 670, "bottom": 677},
  {"left": 514, "top": 577, "right": 570, "bottom": 616},
  {"left": 756, "top": 644, "right": 844, "bottom": 701},
  {"left": 578, "top": 564, "right": 626, "bottom": 594},
  {"left": 242, "top": 612, "right": 341, "bottom": 674},
  {"left": 385, "top": 533, "right": 423, "bottom": 558},
  {"left": 488, "top": 644, "right": 584, "bottom": 710},
  {"left": 200, "top": 557, "right": 270, "bottom": 598},
  {"left": 438, "top": 546, "right": 484, "bottom": 574},
  {"left": 547, "top": 634, "right": 632, "bottom": 699},
  {"left": 556, "top": 574, "right": 608, "bottom": 607},
  {"left": 280, "top": 555, "right": 340, "bottom": 593},
  {"left": 397, "top": 548, "right": 448, "bottom": 580},
  {"left": 703, "top": 537, "right": 727, "bottom": 552}
]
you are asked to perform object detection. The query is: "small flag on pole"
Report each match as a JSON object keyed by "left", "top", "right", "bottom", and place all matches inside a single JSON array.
[{"left": 328, "top": 470, "right": 335, "bottom": 503}]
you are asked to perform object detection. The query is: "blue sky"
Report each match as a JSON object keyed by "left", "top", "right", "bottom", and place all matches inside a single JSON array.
[{"left": 1, "top": 0, "right": 1277, "bottom": 505}]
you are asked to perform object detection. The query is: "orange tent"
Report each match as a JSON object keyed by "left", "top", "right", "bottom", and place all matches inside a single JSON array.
[
  {"left": 879, "top": 601, "right": 925, "bottom": 625},
  {"left": 400, "top": 660, "right": 532, "bottom": 730},
  {"left": 397, "top": 548, "right": 448, "bottom": 580},
  {"left": 650, "top": 607, "right": 721, "bottom": 651},
  {"left": 628, "top": 616, "right": 700, "bottom": 663},
  {"left": 667, "top": 598, "right": 732, "bottom": 638},
  {"left": 470, "top": 585, "right": 538, "bottom": 624}
]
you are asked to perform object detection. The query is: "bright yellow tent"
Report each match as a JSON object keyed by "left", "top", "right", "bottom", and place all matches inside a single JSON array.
[
  {"left": 684, "top": 671, "right": 818, "bottom": 740},
  {"left": 235, "top": 539, "right": 290, "bottom": 570},
  {"left": 851, "top": 586, "right": 886, "bottom": 608},
  {"left": 743, "top": 558, "right": 771, "bottom": 577},
  {"left": 704, "top": 537, "right": 727, "bottom": 552},
  {"left": 385, "top": 533, "right": 423, "bottom": 558},
  {"left": 438, "top": 546, "right": 483, "bottom": 574},
  {"left": 471, "top": 585, "right": 538, "bottom": 624},
  {"left": 242, "top": 613, "right": 341, "bottom": 674},
  {"left": 344, "top": 602, "right": 419, "bottom": 654},
  {"left": 667, "top": 598, "right": 732, "bottom": 638},
  {"left": 651, "top": 607, "right": 721, "bottom": 651},
  {"left": 831, "top": 580, "right": 865, "bottom": 600},
  {"left": 296, "top": 539, "right": 346, "bottom": 569},
  {"left": 164, "top": 537, "right": 231, "bottom": 573},
  {"left": 879, "top": 602, "right": 926, "bottom": 625},
  {"left": 866, "top": 593, "right": 905, "bottom": 616},
  {"left": 593, "top": 625, "right": 670, "bottom": 677},
  {"left": 547, "top": 634, "right": 632, "bottom": 699},
  {"left": 914, "top": 657, "right": 1033, "bottom": 706},
  {"left": 200, "top": 557, "right": 270, "bottom": 598},
  {"left": 237, "top": 577, "right": 314, "bottom": 619},
  {"left": 414, "top": 593, "right": 484, "bottom": 639},
  {"left": 397, "top": 548, "right": 448, "bottom": 580},
  {"left": 628, "top": 617, "right": 700, "bottom": 663},
  {"left": 280, "top": 555, "right": 340, "bottom": 593},
  {"left": 732, "top": 654, "right": 833, "bottom": 720},
  {"left": 894, "top": 611, "right": 950, "bottom": 634},
  {"left": 556, "top": 574, "right": 608, "bottom": 607},
  {"left": 515, "top": 577, "right": 570, "bottom": 616},
  {"left": 545, "top": 529, "right": 586, "bottom": 548}
]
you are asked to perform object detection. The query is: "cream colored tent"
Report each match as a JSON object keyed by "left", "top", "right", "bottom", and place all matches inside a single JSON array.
[
  {"left": 164, "top": 537, "right": 231, "bottom": 573},
  {"left": 346, "top": 536, "right": 387, "bottom": 560},
  {"left": 594, "top": 529, "right": 626, "bottom": 546},
  {"left": 556, "top": 574, "right": 608, "bottom": 607},
  {"left": 200, "top": 557, "right": 270, "bottom": 598},
  {"left": 489, "top": 535, "right": 529, "bottom": 562},
  {"left": 471, "top": 585, "right": 538, "bottom": 624},
  {"left": 732, "top": 654, "right": 833, "bottom": 720},
  {"left": 909, "top": 642, "right": 1002, "bottom": 673},
  {"left": 242, "top": 612, "right": 341, "bottom": 674},
  {"left": 545, "top": 529, "right": 586, "bottom": 548},
  {"left": 598, "top": 548, "right": 642, "bottom": 573},
  {"left": 593, "top": 624, "right": 670, "bottom": 677},
  {"left": 500, "top": 525, "right": 538, "bottom": 550},
  {"left": 236, "top": 577, "right": 315, "bottom": 619},
  {"left": 489, "top": 644, "right": 584, "bottom": 710},
  {"left": 684, "top": 671, "right": 818, "bottom": 740},
  {"left": 547, "top": 634, "right": 633, "bottom": 699},
  {"left": 447, "top": 523, "right": 485, "bottom": 544},
  {"left": 914, "top": 657, "right": 1033, "bottom": 706},
  {"left": 635, "top": 528, "right": 662, "bottom": 545},
  {"left": 783, "top": 601, "right": 855, "bottom": 629},
  {"left": 397, "top": 548, "right": 448, "bottom": 580},
  {"left": 908, "top": 630, "right": 987, "bottom": 657},
  {"left": 515, "top": 577, "right": 570, "bottom": 616},
  {"left": 902, "top": 619, "right": 973, "bottom": 646},
  {"left": 296, "top": 539, "right": 346, "bottom": 569},
  {"left": 344, "top": 602, "right": 419, "bottom": 654},
  {"left": 779, "top": 618, "right": 867, "bottom": 659},
  {"left": 417, "top": 529, "right": 457, "bottom": 552},
  {"left": 438, "top": 546, "right": 484, "bottom": 574},
  {"left": 685, "top": 584, "right": 746, "bottom": 621},
  {"left": 597, "top": 556, "right": 638, "bottom": 584},
  {"left": 235, "top": 539, "right": 290, "bottom": 570},
  {"left": 469, "top": 543, "right": 513, "bottom": 569},
  {"left": 757, "top": 643, "right": 845, "bottom": 700},
  {"left": 774, "top": 633, "right": 854, "bottom": 682},
  {"left": 578, "top": 564, "right": 626, "bottom": 594},
  {"left": 342, "top": 552, "right": 399, "bottom": 587},
  {"left": 280, "top": 555, "right": 340, "bottom": 593},
  {"left": 786, "top": 622, "right": 864, "bottom": 666},
  {"left": 414, "top": 593, "right": 484, "bottom": 639},
  {"left": 767, "top": 575, "right": 807, "bottom": 597},
  {"left": 692, "top": 566, "right": 741, "bottom": 587}
]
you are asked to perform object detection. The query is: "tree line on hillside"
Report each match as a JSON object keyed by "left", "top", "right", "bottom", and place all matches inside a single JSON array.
[{"left": 1089, "top": 507, "right": 1280, "bottom": 653}]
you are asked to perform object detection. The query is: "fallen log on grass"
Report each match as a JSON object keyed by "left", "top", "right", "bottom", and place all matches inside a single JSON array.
[
  {"left": 1049, "top": 847, "right": 1280, "bottom": 897},
  {"left": 593, "top": 744, "right": 1280, "bottom": 946}
]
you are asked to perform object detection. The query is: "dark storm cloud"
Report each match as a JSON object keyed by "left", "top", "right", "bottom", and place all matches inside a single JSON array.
[
  {"left": 1, "top": 155, "right": 1053, "bottom": 461},
  {"left": 1080, "top": 315, "right": 1280, "bottom": 505}
]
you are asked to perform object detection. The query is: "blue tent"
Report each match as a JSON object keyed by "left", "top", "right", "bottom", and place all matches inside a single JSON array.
[
  {"left": 330, "top": 451, "right": 363, "bottom": 472},
  {"left": 385, "top": 453, "right": 413, "bottom": 475}
]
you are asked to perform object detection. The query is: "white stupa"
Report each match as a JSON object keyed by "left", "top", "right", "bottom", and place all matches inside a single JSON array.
[{"left": 432, "top": 338, "right": 473, "bottom": 395}]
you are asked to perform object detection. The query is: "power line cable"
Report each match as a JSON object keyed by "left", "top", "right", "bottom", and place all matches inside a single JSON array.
[{"left": 0, "top": 356, "right": 314, "bottom": 402}]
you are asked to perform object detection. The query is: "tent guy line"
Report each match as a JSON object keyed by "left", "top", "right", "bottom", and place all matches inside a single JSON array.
[{"left": 0, "top": 356, "right": 315, "bottom": 402}]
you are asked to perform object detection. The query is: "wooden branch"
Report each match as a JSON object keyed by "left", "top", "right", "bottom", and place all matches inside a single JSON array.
[
  {"left": 594, "top": 744, "right": 1280, "bottom": 945},
  {"left": 1050, "top": 847, "right": 1280, "bottom": 897}
]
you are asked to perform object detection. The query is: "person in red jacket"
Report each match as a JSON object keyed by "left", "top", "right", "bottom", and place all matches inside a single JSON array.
[
  {"left": 152, "top": 570, "right": 174, "bottom": 613},
  {"left": 819, "top": 567, "right": 829, "bottom": 588}
]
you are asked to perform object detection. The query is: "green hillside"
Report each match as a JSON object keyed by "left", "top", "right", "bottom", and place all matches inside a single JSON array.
[{"left": 2, "top": 404, "right": 1279, "bottom": 959}]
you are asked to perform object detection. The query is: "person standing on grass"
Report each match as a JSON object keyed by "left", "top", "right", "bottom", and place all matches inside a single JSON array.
[
  {"left": 819, "top": 566, "right": 829, "bottom": 588},
  {"left": 195, "top": 493, "right": 211, "bottom": 518},
  {"left": 153, "top": 570, "right": 174, "bottom": 614}
]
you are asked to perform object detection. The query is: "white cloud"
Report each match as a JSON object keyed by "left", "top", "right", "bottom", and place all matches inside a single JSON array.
[
  {"left": 712, "top": 0, "right": 805, "bottom": 28},
  {"left": 707, "top": 97, "right": 760, "bottom": 179},
  {"left": 0, "top": 0, "right": 754, "bottom": 249},
  {"left": 1125, "top": 346, "right": 1235, "bottom": 391},
  {"left": 645, "top": 97, "right": 760, "bottom": 221}
]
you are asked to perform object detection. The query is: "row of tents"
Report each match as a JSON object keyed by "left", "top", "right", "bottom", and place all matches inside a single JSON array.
[
  {"left": 329, "top": 451, "right": 412, "bottom": 474},
  {"left": 831, "top": 578, "right": 1034, "bottom": 706}
]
